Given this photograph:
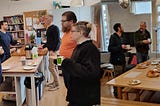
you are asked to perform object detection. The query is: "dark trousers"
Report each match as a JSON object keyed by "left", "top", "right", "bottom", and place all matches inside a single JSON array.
[
  {"left": 113, "top": 64, "right": 125, "bottom": 98},
  {"left": 137, "top": 52, "right": 149, "bottom": 64},
  {"left": 62, "top": 68, "right": 70, "bottom": 89}
]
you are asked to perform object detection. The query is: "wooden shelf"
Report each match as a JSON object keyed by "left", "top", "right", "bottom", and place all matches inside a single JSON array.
[
  {"left": 3, "top": 15, "right": 25, "bottom": 44},
  {"left": 8, "top": 23, "right": 23, "bottom": 25},
  {"left": 8, "top": 30, "right": 24, "bottom": 33},
  {"left": 0, "top": 91, "right": 16, "bottom": 94}
]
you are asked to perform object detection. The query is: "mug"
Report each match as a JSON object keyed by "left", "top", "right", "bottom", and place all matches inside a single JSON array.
[
  {"left": 148, "top": 38, "right": 151, "bottom": 43},
  {"left": 21, "top": 56, "right": 26, "bottom": 66}
]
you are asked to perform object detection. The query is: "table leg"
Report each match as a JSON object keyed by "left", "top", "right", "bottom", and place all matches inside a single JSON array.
[
  {"left": 44, "top": 53, "right": 49, "bottom": 83},
  {"left": 31, "top": 75, "right": 37, "bottom": 106},
  {"left": 15, "top": 77, "right": 22, "bottom": 106},
  {"left": 117, "top": 87, "right": 122, "bottom": 99}
]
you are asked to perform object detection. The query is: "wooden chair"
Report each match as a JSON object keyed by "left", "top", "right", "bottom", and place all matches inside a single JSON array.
[{"left": 100, "top": 52, "right": 114, "bottom": 80}]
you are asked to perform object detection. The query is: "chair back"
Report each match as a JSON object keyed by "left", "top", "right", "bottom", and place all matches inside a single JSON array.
[{"left": 100, "top": 51, "right": 110, "bottom": 64}]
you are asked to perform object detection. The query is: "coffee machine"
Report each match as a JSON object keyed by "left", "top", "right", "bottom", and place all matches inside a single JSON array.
[{"left": 25, "top": 44, "right": 33, "bottom": 59}]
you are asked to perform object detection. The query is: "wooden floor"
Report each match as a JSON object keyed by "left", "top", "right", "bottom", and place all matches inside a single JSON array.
[
  {"left": 39, "top": 76, "right": 68, "bottom": 106},
  {"left": 39, "top": 76, "right": 113, "bottom": 106},
  {"left": 0, "top": 74, "right": 160, "bottom": 106}
]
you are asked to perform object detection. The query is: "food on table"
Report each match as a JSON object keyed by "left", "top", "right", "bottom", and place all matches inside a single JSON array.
[
  {"left": 146, "top": 70, "right": 159, "bottom": 78},
  {"left": 136, "top": 64, "right": 148, "bottom": 69},
  {"left": 143, "top": 61, "right": 150, "bottom": 66}
]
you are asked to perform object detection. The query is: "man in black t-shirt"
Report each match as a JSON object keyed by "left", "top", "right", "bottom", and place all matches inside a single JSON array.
[{"left": 134, "top": 21, "right": 151, "bottom": 63}]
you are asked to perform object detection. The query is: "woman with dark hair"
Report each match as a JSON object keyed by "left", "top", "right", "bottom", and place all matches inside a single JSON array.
[{"left": 62, "top": 21, "right": 100, "bottom": 106}]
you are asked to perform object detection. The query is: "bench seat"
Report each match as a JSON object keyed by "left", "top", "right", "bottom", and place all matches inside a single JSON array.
[{"left": 101, "top": 97, "right": 160, "bottom": 106}]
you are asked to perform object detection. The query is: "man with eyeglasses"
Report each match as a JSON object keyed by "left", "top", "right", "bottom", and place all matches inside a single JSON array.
[
  {"left": 59, "top": 11, "right": 77, "bottom": 58},
  {"left": 39, "top": 14, "right": 60, "bottom": 91},
  {"left": 59, "top": 11, "right": 77, "bottom": 97}
]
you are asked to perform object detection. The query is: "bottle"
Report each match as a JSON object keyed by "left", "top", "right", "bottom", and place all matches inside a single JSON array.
[{"left": 32, "top": 46, "right": 38, "bottom": 59}]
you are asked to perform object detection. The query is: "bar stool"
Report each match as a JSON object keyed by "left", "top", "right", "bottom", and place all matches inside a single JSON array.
[{"left": 102, "top": 68, "right": 114, "bottom": 80}]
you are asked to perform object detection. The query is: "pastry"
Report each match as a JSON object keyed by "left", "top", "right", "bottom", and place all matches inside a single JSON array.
[{"left": 146, "top": 70, "right": 159, "bottom": 78}]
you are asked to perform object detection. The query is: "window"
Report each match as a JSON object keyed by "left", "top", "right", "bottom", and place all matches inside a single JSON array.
[
  {"left": 131, "top": 1, "right": 151, "bottom": 15},
  {"left": 157, "top": 5, "right": 160, "bottom": 53},
  {"left": 101, "top": 3, "right": 110, "bottom": 51}
]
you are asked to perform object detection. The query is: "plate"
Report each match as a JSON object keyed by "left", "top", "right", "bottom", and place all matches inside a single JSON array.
[
  {"left": 128, "top": 80, "right": 141, "bottom": 85},
  {"left": 23, "top": 66, "right": 35, "bottom": 70},
  {"left": 2, "top": 94, "right": 16, "bottom": 101},
  {"left": 151, "top": 61, "right": 159, "bottom": 65},
  {"left": 2, "top": 66, "right": 10, "bottom": 71},
  {"left": 27, "top": 62, "right": 37, "bottom": 66}
]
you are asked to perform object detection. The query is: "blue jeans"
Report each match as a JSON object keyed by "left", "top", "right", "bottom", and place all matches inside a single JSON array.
[{"left": 137, "top": 52, "right": 149, "bottom": 64}]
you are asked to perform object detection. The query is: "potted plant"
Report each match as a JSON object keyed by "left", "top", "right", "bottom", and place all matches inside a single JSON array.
[{"left": 30, "top": 33, "right": 35, "bottom": 44}]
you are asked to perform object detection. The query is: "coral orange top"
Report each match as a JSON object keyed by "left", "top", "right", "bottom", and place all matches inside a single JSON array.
[{"left": 59, "top": 32, "right": 77, "bottom": 58}]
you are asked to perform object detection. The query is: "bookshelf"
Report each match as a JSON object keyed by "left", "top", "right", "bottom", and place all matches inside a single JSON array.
[{"left": 3, "top": 15, "right": 25, "bottom": 44}]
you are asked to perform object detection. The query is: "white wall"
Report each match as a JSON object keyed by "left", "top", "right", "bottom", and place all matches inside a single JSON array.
[
  {"left": 156, "top": 0, "right": 160, "bottom": 5},
  {"left": 108, "top": 3, "right": 151, "bottom": 33},
  {"left": 0, "top": 0, "right": 100, "bottom": 20},
  {"left": 51, "top": 6, "right": 92, "bottom": 37},
  {"left": 55, "top": 0, "right": 100, "bottom": 6},
  {"left": 0, "top": 0, "right": 53, "bottom": 20}
]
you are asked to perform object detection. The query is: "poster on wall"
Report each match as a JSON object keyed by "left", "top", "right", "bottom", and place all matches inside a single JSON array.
[{"left": 26, "top": 17, "right": 32, "bottom": 27}]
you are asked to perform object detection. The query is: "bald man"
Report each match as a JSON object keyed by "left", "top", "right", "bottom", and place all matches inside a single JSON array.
[{"left": 134, "top": 21, "right": 151, "bottom": 63}]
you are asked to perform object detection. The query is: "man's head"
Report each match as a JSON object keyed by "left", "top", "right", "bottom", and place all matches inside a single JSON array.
[
  {"left": 0, "top": 21, "right": 8, "bottom": 31},
  {"left": 44, "top": 14, "right": 53, "bottom": 27},
  {"left": 113, "top": 23, "right": 124, "bottom": 33},
  {"left": 61, "top": 11, "right": 77, "bottom": 33},
  {"left": 140, "top": 21, "right": 147, "bottom": 31}
]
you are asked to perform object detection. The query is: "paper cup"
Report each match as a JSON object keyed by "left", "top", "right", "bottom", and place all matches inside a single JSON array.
[
  {"left": 57, "top": 56, "right": 63, "bottom": 66},
  {"left": 126, "top": 45, "right": 130, "bottom": 49},
  {"left": 148, "top": 38, "right": 151, "bottom": 42},
  {"left": 21, "top": 56, "right": 26, "bottom": 66}
]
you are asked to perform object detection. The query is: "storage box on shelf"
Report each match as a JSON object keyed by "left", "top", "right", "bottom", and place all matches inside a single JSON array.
[{"left": 3, "top": 15, "right": 25, "bottom": 44}]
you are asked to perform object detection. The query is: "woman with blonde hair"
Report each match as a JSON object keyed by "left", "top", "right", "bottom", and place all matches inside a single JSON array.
[{"left": 62, "top": 21, "right": 100, "bottom": 106}]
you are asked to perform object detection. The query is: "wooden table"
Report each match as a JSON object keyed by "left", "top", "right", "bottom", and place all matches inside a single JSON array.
[
  {"left": 11, "top": 46, "right": 50, "bottom": 84},
  {"left": 107, "top": 59, "right": 160, "bottom": 99},
  {"left": 2, "top": 56, "right": 44, "bottom": 106}
]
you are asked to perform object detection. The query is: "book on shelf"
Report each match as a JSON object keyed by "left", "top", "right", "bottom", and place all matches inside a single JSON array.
[{"left": 4, "top": 15, "right": 23, "bottom": 25}]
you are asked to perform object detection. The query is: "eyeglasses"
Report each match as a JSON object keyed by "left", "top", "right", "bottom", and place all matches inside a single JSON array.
[
  {"left": 61, "top": 20, "right": 70, "bottom": 23},
  {"left": 71, "top": 30, "right": 80, "bottom": 33}
]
